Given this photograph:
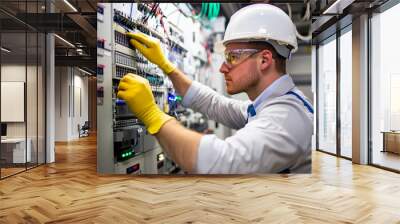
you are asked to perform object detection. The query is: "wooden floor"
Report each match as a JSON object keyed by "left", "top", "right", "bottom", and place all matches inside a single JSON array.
[
  {"left": 1, "top": 163, "right": 45, "bottom": 178},
  {"left": 1, "top": 134, "right": 400, "bottom": 223},
  {"left": 1, "top": 167, "right": 26, "bottom": 178}
]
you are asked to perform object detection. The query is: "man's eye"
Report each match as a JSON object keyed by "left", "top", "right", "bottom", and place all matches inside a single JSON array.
[{"left": 230, "top": 54, "right": 238, "bottom": 62}]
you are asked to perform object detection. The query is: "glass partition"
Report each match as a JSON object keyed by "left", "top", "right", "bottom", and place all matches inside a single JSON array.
[
  {"left": 1, "top": 31, "right": 28, "bottom": 178},
  {"left": 0, "top": 0, "right": 46, "bottom": 179}
]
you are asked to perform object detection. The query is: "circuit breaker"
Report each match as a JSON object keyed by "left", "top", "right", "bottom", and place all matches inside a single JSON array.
[{"left": 97, "top": 3, "right": 188, "bottom": 174}]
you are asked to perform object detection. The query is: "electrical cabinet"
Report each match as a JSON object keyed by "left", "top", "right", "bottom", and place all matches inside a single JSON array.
[{"left": 97, "top": 3, "right": 188, "bottom": 174}]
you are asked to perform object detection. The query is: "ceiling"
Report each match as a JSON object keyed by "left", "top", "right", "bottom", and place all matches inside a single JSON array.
[
  {"left": 311, "top": 0, "right": 390, "bottom": 43},
  {"left": 1, "top": 1, "right": 318, "bottom": 71},
  {"left": 0, "top": 0, "right": 96, "bottom": 73}
]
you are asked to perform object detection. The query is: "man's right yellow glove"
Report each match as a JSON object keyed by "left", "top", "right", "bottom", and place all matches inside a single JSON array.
[
  {"left": 117, "top": 74, "right": 173, "bottom": 134},
  {"left": 126, "top": 32, "right": 176, "bottom": 75}
]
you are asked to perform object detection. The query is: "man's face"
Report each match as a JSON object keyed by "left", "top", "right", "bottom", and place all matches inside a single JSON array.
[{"left": 219, "top": 42, "right": 260, "bottom": 95}]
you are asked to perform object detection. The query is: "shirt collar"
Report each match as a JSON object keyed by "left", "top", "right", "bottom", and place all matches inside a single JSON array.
[{"left": 252, "top": 74, "right": 295, "bottom": 111}]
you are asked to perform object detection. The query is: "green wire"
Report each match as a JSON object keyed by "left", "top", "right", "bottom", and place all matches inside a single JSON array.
[
  {"left": 202, "top": 3, "right": 208, "bottom": 18},
  {"left": 208, "top": 3, "right": 220, "bottom": 20},
  {"left": 209, "top": 3, "right": 214, "bottom": 19},
  {"left": 213, "top": 3, "right": 216, "bottom": 15},
  {"left": 195, "top": 3, "right": 220, "bottom": 21},
  {"left": 210, "top": 3, "right": 216, "bottom": 20},
  {"left": 208, "top": 3, "right": 212, "bottom": 20}
]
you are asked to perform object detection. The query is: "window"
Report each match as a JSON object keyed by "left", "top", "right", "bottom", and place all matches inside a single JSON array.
[
  {"left": 317, "top": 36, "right": 337, "bottom": 154},
  {"left": 370, "top": 2, "right": 400, "bottom": 171},
  {"left": 339, "top": 28, "right": 352, "bottom": 158}
]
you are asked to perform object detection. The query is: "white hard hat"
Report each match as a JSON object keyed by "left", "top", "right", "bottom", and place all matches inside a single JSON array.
[{"left": 217, "top": 4, "right": 298, "bottom": 58}]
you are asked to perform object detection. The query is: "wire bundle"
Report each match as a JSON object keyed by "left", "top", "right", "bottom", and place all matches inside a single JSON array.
[{"left": 197, "top": 3, "right": 220, "bottom": 20}]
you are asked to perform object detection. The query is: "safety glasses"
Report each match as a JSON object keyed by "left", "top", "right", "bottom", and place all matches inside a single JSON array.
[{"left": 224, "top": 49, "right": 261, "bottom": 66}]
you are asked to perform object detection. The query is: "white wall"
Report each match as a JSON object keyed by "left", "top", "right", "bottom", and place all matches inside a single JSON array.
[
  {"left": 55, "top": 67, "right": 89, "bottom": 141},
  {"left": 1, "top": 63, "right": 46, "bottom": 163},
  {"left": 1, "top": 64, "right": 26, "bottom": 81},
  {"left": 1, "top": 65, "right": 37, "bottom": 137},
  {"left": 55, "top": 66, "right": 68, "bottom": 141},
  {"left": 1, "top": 65, "right": 26, "bottom": 139},
  {"left": 1, "top": 65, "right": 26, "bottom": 134},
  {"left": 72, "top": 72, "right": 89, "bottom": 138}
]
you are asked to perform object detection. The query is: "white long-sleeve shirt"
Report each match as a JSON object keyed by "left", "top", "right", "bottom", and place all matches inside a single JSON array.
[{"left": 182, "top": 74, "right": 313, "bottom": 174}]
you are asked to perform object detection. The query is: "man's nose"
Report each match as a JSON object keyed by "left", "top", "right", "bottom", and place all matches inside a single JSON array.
[{"left": 219, "top": 62, "right": 231, "bottom": 74}]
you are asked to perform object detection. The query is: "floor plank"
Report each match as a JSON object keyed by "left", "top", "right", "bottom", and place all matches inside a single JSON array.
[{"left": 1, "top": 134, "right": 400, "bottom": 223}]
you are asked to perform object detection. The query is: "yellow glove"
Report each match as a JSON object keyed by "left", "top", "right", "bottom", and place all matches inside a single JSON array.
[
  {"left": 117, "top": 74, "right": 174, "bottom": 134},
  {"left": 126, "top": 32, "right": 176, "bottom": 75}
]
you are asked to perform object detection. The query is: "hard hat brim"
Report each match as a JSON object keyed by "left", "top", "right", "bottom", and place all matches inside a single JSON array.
[{"left": 220, "top": 37, "right": 296, "bottom": 59}]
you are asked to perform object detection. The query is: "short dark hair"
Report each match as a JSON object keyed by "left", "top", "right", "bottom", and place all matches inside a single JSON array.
[{"left": 249, "top": 42, "right": 287, "bottom": 74}]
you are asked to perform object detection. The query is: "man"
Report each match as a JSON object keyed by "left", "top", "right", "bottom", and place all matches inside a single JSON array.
[{"left": 117, "top": 4, "right": 313, "bottom": 174}]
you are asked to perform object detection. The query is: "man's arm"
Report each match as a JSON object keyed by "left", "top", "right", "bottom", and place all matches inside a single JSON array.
[
  {"left": 127, "top": 32, "right": 248, "bottom": 129},
  {"left": 165, "top": 68, "right": 192, "bottom": 97},
  {"left": 156, "top": 103, "right": 312, "bottom": 174},
  {"left": 155, "top": 119, "right": 202, "bottom": 173},
  {"left": 167, "top": 67, "right": 249, "bottom": 130}
]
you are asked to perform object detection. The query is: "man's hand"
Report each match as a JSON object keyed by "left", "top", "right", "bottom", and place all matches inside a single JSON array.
[
  {"left": 126, "top": 32, "right": 176, "bottom": 75},
  {"left": 117, "top": 74, "right": 173, "bottom": 134}
]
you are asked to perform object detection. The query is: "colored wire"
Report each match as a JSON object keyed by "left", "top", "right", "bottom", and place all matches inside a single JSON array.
[{"left": 196, "top": 3, "right": 220, "bottom": 20}]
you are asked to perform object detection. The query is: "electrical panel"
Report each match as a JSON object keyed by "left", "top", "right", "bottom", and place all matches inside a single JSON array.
[{"left": 97, "top": 3, "right": 189, "bottom": 174}]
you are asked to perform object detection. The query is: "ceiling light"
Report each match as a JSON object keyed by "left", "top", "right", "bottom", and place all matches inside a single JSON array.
[
  {"left": 78, "top": 68, "right": 92, "bottom": 76},
  {"left": 63, "top": 0, "right": 78, "bottom": 12},
  {"left": 54, "top": 34, "right": 75, "bottom": 48},
  {"left": 76, "top": 48, "right": 84, "bottom": 55},
  {"left": 1, "top": 47, "right": 11, "bottom": 53},
  {"left": 322, "top": 0, "right": 355, "bottom": 15}
]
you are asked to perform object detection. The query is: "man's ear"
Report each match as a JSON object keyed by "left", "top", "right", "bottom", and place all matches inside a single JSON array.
[{"left": 260, "top": 50, "right": 273, "bottom": 70}]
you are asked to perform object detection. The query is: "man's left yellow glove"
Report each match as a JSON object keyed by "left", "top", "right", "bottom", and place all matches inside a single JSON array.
[
  {"left": 126, "top": 32, "right": 176, "bottom": 75},
  {"left": 117, "top": 74, "right": 173, "bottom": 134}
]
